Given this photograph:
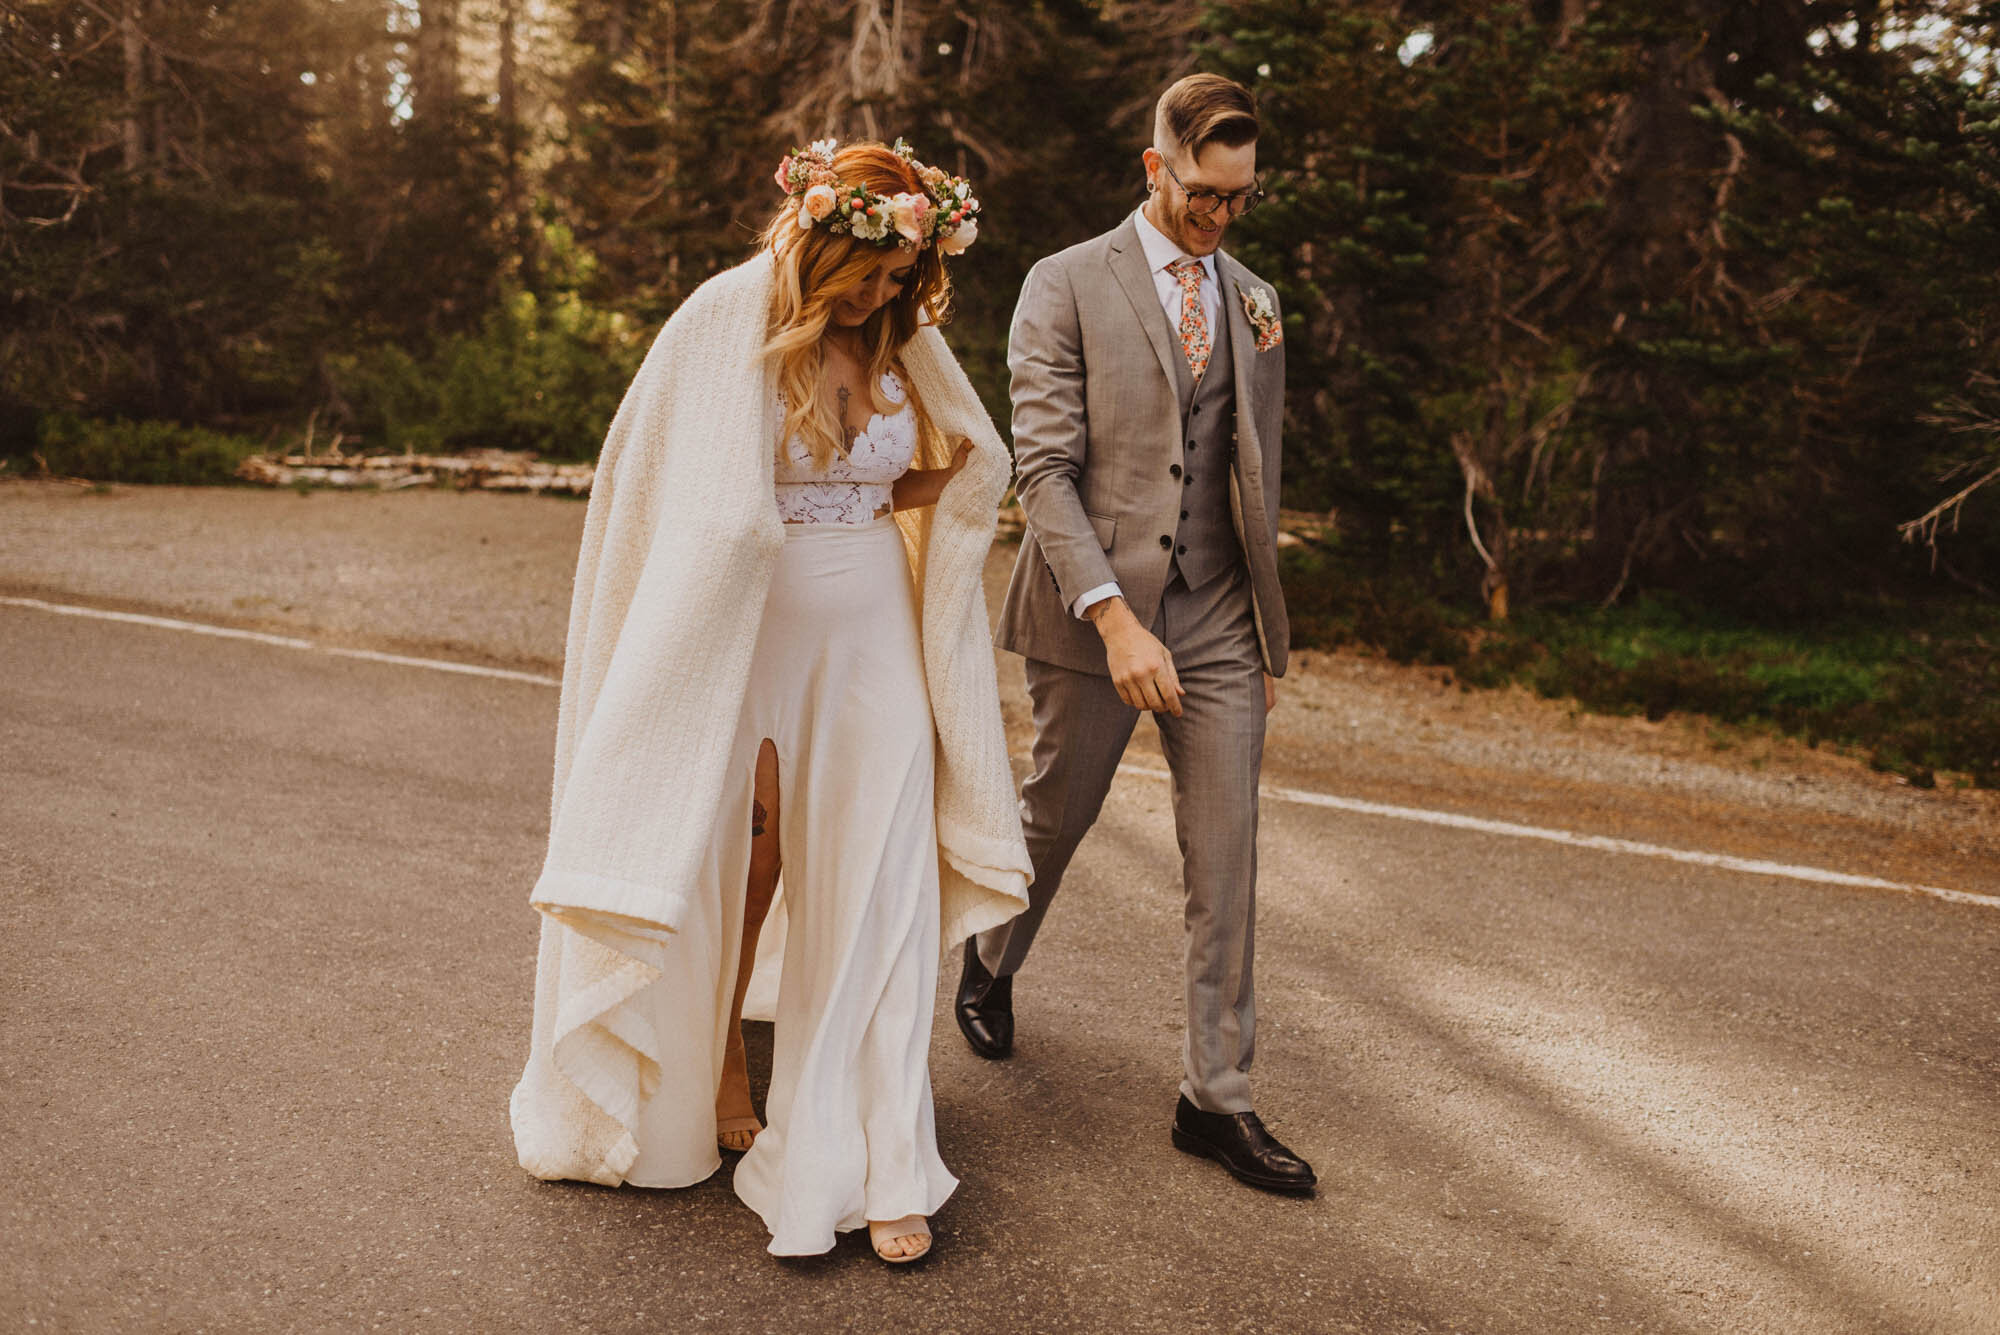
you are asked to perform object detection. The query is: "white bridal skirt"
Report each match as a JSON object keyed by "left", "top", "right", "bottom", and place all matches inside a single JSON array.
[{"left": 621, "top": 515, "right": 956, "bottom": 1255}]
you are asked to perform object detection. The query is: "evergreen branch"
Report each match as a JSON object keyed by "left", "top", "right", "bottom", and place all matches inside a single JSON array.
[
  {"left": 1899, "top": 460, "right": 2000, "bottom": 553},
  {"left": 1904, "top": 374, "right": 2000, "bottom": 561}
]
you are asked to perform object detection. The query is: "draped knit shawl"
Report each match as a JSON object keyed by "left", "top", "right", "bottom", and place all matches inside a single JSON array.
[{"left": 509, "top": 250, "right": 1032, "bottom": 1187}]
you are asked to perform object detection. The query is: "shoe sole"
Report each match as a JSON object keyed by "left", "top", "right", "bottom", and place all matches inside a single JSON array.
[
  {"left": 873, "top": 1241, "right": 933, "bottom": 1265},
  {"left": 1171, "top": 1125, "right": 1317, "bottom": 1196}
]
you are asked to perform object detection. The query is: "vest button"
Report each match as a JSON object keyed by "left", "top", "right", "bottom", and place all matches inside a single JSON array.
[
  {"left": 1169, "top": 464, "right": 1181, "bottom": 479},
  {"left": 1159, "top": 535, "right": 1172, "bottom": 550},
  {"left": 1187, "top": 441, "right": 1198, "bottom": 451},
  {"left": 1180, "top": 510, "right": 1189, "bottom": 520},
  {"left": 1183, "top": 474, "right": 1193, "bottom": 487},
  {"left": 1176, "top": 544, "right": 1188, "bottom": 555}
]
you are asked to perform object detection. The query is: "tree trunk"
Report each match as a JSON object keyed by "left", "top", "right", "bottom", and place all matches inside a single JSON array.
[
  {"left": 663, "top": 0, "right": 681, "bottom": 300},
  {"left": 415, "top": 0, "right": 460, "bottom": 124},
  {"left": 1853, "top": 0, "right": 1880, "bottom": 53},
  {"left": 497, "top": 0, "right": 517, "bottom": 145},
  {"left": 1585, "top": 8, "right": 1726, "bottom": 596},
  {"left": 498, "top": 0, "right": 527, "bottom": 274},
  {"left": 605, "top": 0, "right": 628, "bottom": 59},
  {"left": 846, "top": 0, "right": 907, "bottom": 139},
  {"left": 121, "top": 1, "right": 145, "bottom": 172},
  {"left": 148, "top": 39, "right": 166, "bottom": 178}
]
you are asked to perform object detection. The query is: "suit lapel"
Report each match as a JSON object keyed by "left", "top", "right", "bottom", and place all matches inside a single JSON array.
[
  {"left": 1219, "top": 252, "right": 1265, "bottom": 481},
  {"left": 1107, "top": 218, "right": 1184, "bottom": 396}
]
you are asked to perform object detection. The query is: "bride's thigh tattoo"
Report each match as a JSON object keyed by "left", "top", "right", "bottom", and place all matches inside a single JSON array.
[{"left": 752, "top": 799, "right": 769, "bottom": 837}]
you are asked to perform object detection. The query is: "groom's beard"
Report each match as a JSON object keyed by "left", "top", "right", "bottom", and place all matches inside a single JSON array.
[{"left": 1146, "top": 196, "right": 1228, "bottom": 256}]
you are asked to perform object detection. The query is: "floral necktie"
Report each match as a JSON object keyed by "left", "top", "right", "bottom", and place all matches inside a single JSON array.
[{"left": 1167, "top": 257, "right": 1210, "bottom": 382}]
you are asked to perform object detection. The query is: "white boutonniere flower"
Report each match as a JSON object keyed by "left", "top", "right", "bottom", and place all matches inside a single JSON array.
[{"left": 1239, "top": 284, "right": 1283, "bottom": 352}]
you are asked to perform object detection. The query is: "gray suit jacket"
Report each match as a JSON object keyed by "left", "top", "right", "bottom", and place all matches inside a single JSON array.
[{"left": 994, "top": 216, "right": 1290, "bottom": 677}]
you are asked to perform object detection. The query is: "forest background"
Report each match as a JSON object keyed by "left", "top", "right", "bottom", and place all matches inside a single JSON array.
[{"left": 4, "top": 0, "right": 1998, "bottom": 785}]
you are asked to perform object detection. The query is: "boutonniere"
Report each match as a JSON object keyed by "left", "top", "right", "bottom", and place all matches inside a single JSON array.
[{"left": 1239, "top": 285, "right": 1282, "bottom": 352}]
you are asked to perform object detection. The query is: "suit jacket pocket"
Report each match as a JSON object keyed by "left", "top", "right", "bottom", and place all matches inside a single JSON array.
[{"left": 1085, "top": 511, "right": 1117, "bottom": 550}]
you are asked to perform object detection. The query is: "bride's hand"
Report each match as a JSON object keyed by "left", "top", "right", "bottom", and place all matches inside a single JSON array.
[{"left": 948, "top": 438, "right": 974, "bottom": 474}]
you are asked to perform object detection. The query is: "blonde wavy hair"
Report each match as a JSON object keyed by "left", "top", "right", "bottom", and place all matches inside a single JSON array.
[{"left": 762, "top": 141, "right": 954, "bottom": 469}]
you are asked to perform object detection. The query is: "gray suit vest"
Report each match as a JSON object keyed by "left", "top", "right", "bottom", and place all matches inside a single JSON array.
[{"left": 1167, "top": 292, "right": 1245, "bottom": 592}]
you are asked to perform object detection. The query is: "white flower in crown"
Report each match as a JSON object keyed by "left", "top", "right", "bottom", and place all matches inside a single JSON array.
[
  {"left": 848, "top": 208, "right": 891, "bottom": 243},
  {"left": 939, "top": 218, "right": 978, "bottom": 255}
]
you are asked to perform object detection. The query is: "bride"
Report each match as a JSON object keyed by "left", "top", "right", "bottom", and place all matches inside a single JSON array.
[{"left": 508, "top": 138, "right": 1030, "bottom": 1263}]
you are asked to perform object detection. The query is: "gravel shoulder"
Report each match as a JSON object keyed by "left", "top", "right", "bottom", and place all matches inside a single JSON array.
[{"left": 5, "top": 477, "right": 1994, "bottom": 895}]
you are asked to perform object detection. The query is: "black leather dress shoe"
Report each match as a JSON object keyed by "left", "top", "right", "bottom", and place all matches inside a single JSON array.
[
  {"left": 954, "top": 938, "right": 1013, "bottom": 1059},
  {"left": 1171, "top": 1095, "right": 1317, "bottom": 1195}
]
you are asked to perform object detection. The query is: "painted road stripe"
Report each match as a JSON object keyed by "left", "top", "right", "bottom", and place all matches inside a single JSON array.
[
  {"left": 1, "top": 596, "right": 562, "bottom": 687},
  {"left": 9, "top": 594, "right": 1991, "bottom": 909},
  {"left": 1117, "top": 763, "right": 1998, "bottom": 910}
]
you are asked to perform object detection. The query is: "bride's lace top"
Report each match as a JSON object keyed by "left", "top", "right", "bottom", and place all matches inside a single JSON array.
[{"left": 774, "top": 370, "right": 917, "bottom": 524}]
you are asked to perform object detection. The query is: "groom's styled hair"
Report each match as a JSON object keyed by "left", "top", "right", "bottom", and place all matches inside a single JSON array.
[{"left": 1153, "top": 74, "right": 1259, "bottom": 158}]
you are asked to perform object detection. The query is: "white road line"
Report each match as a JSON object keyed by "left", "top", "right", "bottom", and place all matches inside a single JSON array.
[
  {"left": 1, "top": 596, "right": 561, "bottom": 687},
  {"left": 1116, "top": 763, "right": 1998, "bottom": 910},
  {"left": 9, "top": 594, "right": 1990, "bottom": 909},
  {"left": 315, "top": 645, "right": 558, "bottom": 686}
]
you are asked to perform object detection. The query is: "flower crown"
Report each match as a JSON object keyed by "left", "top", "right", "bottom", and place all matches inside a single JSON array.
[{"left": 773, "top": 137, "right": 981, "bottom": 255}]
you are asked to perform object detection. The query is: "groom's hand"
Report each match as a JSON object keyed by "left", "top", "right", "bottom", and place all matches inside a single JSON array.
[{"left": 1086, "top": 597, "right": 1185, "bottom": 716}]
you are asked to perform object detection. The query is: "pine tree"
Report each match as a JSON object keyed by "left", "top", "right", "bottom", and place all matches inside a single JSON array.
[{"left": 1714, "top": 15, "right": 2000, "bottom": 593}]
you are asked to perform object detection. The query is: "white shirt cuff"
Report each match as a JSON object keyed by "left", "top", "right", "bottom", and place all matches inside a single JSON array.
[{"left": 1071, "top": 582, "right": 1122, "bottom": 619}]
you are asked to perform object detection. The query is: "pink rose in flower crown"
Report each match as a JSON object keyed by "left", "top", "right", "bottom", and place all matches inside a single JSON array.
[
  {"left": 773, "top": 156, "right": 795, "bottom": 191},
  {"left": 802, "top": 183, "right": 838, "bottom": 222},
  {"left": 888, "top": 192, "right": 931, "bottom": 244}
]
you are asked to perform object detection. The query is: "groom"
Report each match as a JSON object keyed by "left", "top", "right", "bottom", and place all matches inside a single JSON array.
[{"left": 961, "top": 73, "right": 1314, "bottom": 1195}]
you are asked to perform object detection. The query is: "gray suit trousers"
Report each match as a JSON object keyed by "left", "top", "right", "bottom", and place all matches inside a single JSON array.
[{"left": 977, "top": 562, "right": 1266, "bottom": 1113}]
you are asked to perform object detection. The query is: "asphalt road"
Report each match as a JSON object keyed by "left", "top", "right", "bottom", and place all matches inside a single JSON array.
[{"left": 4, "top": 505, "right": 1999, "bottom": 1332}]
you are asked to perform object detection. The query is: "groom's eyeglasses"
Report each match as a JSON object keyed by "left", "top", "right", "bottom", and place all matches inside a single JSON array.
[{"left": 1160, "top": 159, "right": 1265, "bottom": 217}]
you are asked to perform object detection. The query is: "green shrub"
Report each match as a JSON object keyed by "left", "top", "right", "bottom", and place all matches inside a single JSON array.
[
  {"left": 330, "top": 286, "right": 644, "bottom": 460},
  {"left": 1279, "top": 551, "right": 2000, "bottom": 788},
  {"left": 16, "top": 415, "right": 264, "bottom": 485},
  {"left": 1278, "top": 544, "right": 1474, "bottom": 664}
]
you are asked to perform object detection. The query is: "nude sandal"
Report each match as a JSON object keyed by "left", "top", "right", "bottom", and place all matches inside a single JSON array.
[
  {"left": 715, "top": 1115, "right": 762, "bottom": 1154},
  {"left": 715, "top": 1039, "right": 760, "bottom": 1152},
  {"left": 868, "top": 1215, "right": 932, "bottom": 1264}
]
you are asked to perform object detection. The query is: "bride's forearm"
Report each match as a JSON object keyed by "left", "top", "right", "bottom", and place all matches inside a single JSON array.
[
  {"left": 892, "top": 440, "right": 972, "bottom": 512},
  {"left": 891, "top": 467, "right": 950, "bottom": 511}
]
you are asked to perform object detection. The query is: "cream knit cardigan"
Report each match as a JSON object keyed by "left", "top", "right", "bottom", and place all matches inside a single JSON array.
[{"left": 509, "top": 250, "right": 1031, "bottom": 1187}]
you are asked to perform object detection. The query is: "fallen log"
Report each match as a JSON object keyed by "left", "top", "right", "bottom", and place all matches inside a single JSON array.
[{"left": 237, "top": 449, "right": 595, "bottom": 495}]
